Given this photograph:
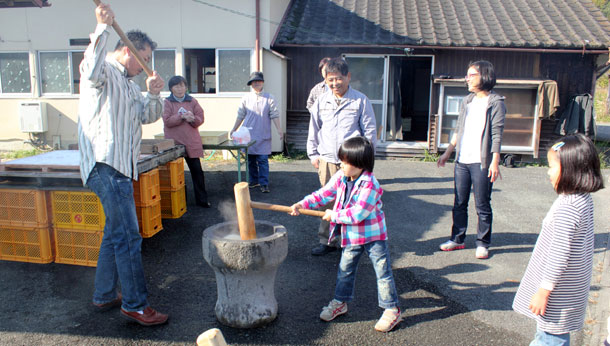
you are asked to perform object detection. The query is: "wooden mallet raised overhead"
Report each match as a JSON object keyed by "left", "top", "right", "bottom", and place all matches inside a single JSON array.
[
  {"left": 233, "top": 182, "right": 325, "bottom": 240},
  {"left": 92, "top": 0, "right": 153, "bottom": 77}
]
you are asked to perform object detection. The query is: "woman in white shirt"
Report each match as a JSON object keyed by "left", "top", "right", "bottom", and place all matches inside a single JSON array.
[{"left": 437, "top": 60, "right": 506, "bottom": 259}]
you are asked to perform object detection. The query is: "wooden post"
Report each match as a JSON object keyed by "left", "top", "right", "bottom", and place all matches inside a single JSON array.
[{"left": 234, "top": 182, "right": 256, "bottom": 240}]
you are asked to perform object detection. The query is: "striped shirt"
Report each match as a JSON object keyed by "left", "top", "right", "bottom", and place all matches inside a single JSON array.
[
  {"left": 298, "top": 170, "right": 387, "bottom": 247},
  {"left": 513, "top": 193, "right": 595, "bottom": 334},
  {"left": 78, "top": 24, "right": 163, "bottom": 184}
]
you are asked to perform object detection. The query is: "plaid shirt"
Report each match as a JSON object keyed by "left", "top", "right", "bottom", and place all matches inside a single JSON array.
[{"left": 299, "top": 170, "right": 387, "bottom": 247}]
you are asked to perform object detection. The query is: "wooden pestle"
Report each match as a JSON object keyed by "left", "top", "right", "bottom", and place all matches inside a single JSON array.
[
  {"left": 234, "top": 182, "right": 327, "bottom": 240},
  {"left": 251, "top": 201, "right": 325, "bottom": 218},
  {"left": 234, "top": 182, "right": 257, "bottom": 240},
  {"left": 92, "top": 0, "right": 154, "bottom": 77}
]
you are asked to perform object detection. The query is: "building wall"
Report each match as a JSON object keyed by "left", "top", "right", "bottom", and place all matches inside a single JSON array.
[
  {"left": 0, "top": 0, "right": 289, "bottom": 151},
  {"left": 277, "top": 46, "right": 605, "bottom": 156}
]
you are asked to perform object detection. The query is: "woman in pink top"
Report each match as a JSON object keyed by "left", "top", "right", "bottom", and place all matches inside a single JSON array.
[{"left": 163, "top": 76, "right": 210, "bottom": 208}]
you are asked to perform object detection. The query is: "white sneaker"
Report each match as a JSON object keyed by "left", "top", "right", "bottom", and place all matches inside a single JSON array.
[
  {"left": 475, "top": 246, "right": 489, "bottom": 259},
  {"left": 439, "top": 240, "right": 465, "bottom": 251},
  {"left": 320, "top": 299, "right": 347, "bottom": 321},
  {"left": 374, "top": 308, "right": 403, "bottom": 332}
]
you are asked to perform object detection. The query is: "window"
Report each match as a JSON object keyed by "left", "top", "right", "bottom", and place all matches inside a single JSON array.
[
  {"left": 38, "top": 51, "right": 83, "bottom": 94},
  {"left": 184, "top": 48, "right": 252, "bottom": 94},
  {"left": 438, "top": 86, "right": 468, "bottom": 145},
  {"left": 133, "top": 49, "right": 175, "bottom": 92},
  {"left": 437, "top": 81, "right": 541, "bottom": 155},
  {"left": 0, "top": 52, "right": 31, "bottom": 94},
  {"left": 217, "top": 49, "right": 251, "bottom": 93}
]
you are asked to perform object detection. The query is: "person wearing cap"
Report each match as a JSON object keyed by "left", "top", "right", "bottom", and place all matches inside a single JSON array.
[
  {"left": 162, "top": 75, "right": 210, "bottom": 208},
  {"left": 230, "top": 72, "right": 283, "bottom": 193}
]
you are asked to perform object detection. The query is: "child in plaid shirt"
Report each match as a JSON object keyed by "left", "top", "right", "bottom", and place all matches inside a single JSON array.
[{"left": 290, "top": 136, "right": 402, "bottom": 332}]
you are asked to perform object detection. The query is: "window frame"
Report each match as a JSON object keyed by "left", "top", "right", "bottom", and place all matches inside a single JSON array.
[
  {"left": 132, "top": 48, "right": 177, "bottom": 95},
  {"left": 37, "top": 50, "right": 84, "bottom": 96},
  {"left": 0, "top": 51, "right": 33, "bottom": 97},
  {"left": 436, "top": 80, "right": 541, "bottom": 156},
  {"left": 214, "top": 48, "right": 254, "bottom": 95}
]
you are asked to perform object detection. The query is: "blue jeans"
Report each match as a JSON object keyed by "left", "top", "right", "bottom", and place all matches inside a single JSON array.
[
  {"left": 530, "top": 329, "right": 570, "bottom": 346},
  {"left": 451, "top": 162, "right": 493, "bottom": 247},
  {"left": 248, "top": 154, "right": 269, "bottom": 186},
  {"left": 334, "top": 241, "right": 400, "bottom": 309},
  {"left": 86, "top": 163, "right": 148, "bottom": 312}
]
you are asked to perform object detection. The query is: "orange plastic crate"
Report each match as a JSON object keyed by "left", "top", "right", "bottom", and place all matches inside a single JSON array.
[
  {"left": 158, "top": 158, "right": 185, "bottom": 191},
  {"left": 133, "top": 168, "right": 160, "bottom": 207},
  {"left": 51, "top": 191, "right": 105, "bottom": 230},
  {"left": 0, "top": 226, "right": 53, "bottom": 264},
  {"left": 0, "top": 189, "right": 48, "bottom": 228},
  {"left": 160, "top": 186, "right": 187, "bottom": 219},
  {"left": 136, "top": 200, "right": 163, "bottom": 238},
  {"left": 54, "top": 227, "right": 103, "bottom": 267}
]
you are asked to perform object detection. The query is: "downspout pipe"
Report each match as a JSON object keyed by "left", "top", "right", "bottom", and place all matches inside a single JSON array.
[{"left": 255, "top": 0, "right": 261, "bottom": 71}]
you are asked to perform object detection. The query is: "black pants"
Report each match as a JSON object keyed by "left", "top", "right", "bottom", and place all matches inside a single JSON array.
[
  {"left": 184, "top": 157, "right": 208, "bottom": 205},
  {"left": 451, "top": 162, "right": 493, "bottom": 247}
]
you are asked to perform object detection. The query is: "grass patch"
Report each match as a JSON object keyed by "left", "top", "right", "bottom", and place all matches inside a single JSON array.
[
  {"left": 421, "top": 149, "right": 439, "bottom": 162},
  {"left": 596, "top": 141, "right": 610, "bottom": 169},
  {"left": 0, "top": 148, "right": 46, "bottom": 160},
  {"left": 594, "top": 76, "right": 610, "bottom": 124}
]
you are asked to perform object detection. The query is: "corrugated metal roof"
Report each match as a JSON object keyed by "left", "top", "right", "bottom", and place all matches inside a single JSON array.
[{"left": 273, "top": 0, "right": 610, "bottom": 49}]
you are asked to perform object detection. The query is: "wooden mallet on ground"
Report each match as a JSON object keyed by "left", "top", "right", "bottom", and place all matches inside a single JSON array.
[
  {"left": 92, "top": 0, "right": 153, "bottom": 77},
  {"left": 234, "top": 182, "right": 325, "bottom": 240}
]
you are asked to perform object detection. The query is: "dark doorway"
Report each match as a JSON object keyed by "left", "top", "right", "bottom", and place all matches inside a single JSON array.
[{"left": 386, "top": 56, "right": 431, "bottom": 142}]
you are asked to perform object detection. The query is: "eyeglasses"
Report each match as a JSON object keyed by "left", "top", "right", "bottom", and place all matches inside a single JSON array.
[{"left": 465, "top": 73, "right": 480, "bottom": 80}]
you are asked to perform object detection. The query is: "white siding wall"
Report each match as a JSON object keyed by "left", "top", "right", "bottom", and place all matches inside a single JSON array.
[{"left": 0, "top": 0, "right": 289, "bottom": 151}]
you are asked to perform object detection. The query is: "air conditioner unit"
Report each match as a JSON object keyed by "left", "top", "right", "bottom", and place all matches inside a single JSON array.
[{"left": 19, "top": 101, "right": 48, "bottom": 133}]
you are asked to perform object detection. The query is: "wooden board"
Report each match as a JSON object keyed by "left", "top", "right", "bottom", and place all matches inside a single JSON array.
[
  {"left": 0, "top": 150, "right": 80, "bottom": 172},
  {"left": 140, "top": 139, "right": 175, "bottom": 154},
  {"left": 200, "top": 131, "right": 228, "bottom": 145}
]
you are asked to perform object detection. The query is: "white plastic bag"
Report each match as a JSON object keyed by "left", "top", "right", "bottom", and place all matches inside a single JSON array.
[{"left": 232, "top": 126, "right": 251, "bottom": 144}]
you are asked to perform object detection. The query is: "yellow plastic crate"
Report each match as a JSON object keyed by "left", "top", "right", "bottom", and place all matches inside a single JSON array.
[
  {"left": 136, "top": 201, "right": 163, "bottom": 238},
  {"left": 160, "top": 186, "right": 187, "bottom": 219},
  {"left": 158, "top": 158, "right": 185, "bottom": 191},
  {"left": 51, "top": 191, "right": 105, "bottom": 230},
  {"left": 54, "top": 227, "right": 103, "bottom": 267},
  {"left": 0, "top": 189, "right": 48, "bottom": 228},
  {"left": 133, "top": 168, "right": 160, "bottom": 207},
  {"left": 0, "top": 226, "right": 53, "bottom": 264}
]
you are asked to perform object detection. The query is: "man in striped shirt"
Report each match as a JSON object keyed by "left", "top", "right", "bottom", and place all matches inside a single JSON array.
[{"left": 78, "top": 3, "right": 167, "bottom": 326}]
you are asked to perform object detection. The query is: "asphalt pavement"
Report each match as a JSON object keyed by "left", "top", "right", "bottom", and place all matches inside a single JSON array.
[{"left": 0, "top": 158, "right": 608, "bottom": 345}]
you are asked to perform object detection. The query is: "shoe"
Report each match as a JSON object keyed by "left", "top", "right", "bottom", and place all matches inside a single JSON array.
[
  {"left": 311, "top": 244, "right": 338, "bottom": 256},
  {"left": 249, "top": 183, "right": 260, "bottom": 189},
  {"left": 374, "top": 308, "right": 403, "bottom": 332},
  {"left": 439, "top": 240, "right": 465, "bottom": 251},
  {"left": 475, "top": 246, "right": 489, "bottom": 259},
  {"left": 93, "top": 293, "right": 122, "bottom": 311},
  {"left": 260, "top": 185, "right": 270, "bottom": 193},
  {"left": 320, "top": 299, "right": 347, "bottom": 321},
  {"left": 197, "top": 201, "right": 211, "bottom": 208},
  {"left": 120, "top": 306, "right": 169, "bottom": 326}
]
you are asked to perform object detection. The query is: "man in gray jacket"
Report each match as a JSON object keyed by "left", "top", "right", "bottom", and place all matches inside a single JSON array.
[{"left": 307, "top": 57, "right": 377, "bottom": 256}]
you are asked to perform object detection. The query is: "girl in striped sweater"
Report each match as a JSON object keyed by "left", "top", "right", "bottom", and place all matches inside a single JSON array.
[{"left": 513, "top": 134, "right": 604, "bottom": 345}]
